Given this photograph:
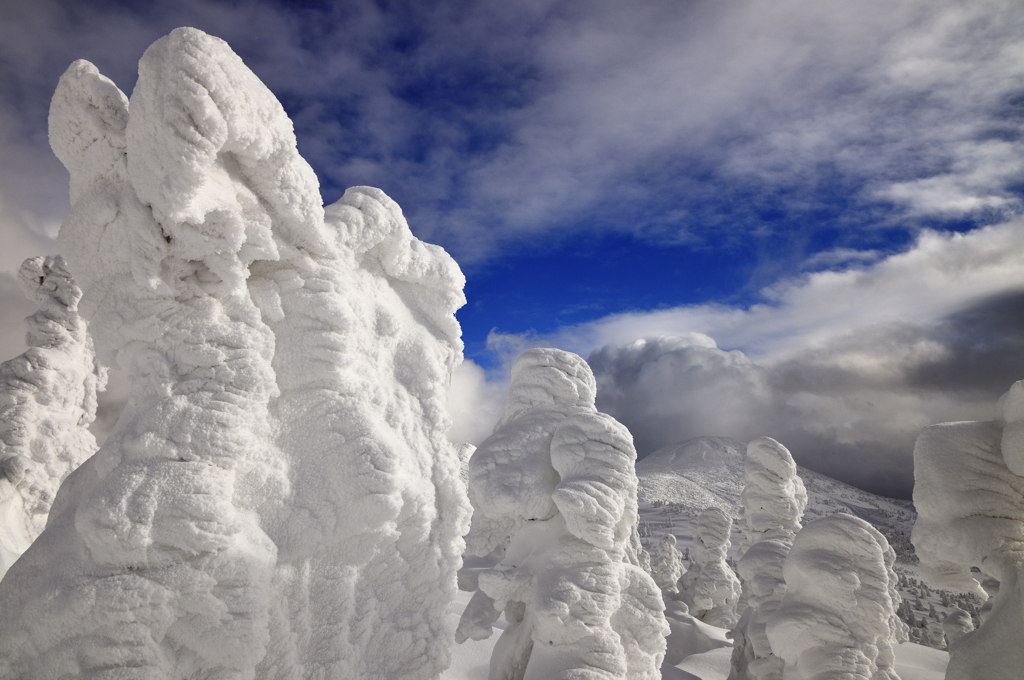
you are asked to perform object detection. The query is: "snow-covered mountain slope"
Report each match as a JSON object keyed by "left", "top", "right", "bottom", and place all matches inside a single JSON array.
[
  {"left": 636, "top": 437, "right": 915, "bottom": 560},
  {"left": 635, "top": 436, "right": 982, "bottom": 651}
]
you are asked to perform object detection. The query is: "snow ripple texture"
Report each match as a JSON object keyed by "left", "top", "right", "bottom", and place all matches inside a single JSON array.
[
  {"left": 766, "top": 513, "right": 906, "bottom": 680},
  {"left": 911, "top": 379, "right": 1024, "bottom": 680},
  {"left": 0, "top": 255, "right": 105, "bottom": 578},
  {"left": 0, "top": 27, "right": 469, "bottom": 680},
  {"left": 457, "top": 348, "right": 669, "bottom": 680}
]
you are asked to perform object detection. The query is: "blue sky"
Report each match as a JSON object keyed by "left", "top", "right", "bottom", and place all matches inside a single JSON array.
[{"left": 2, "top": 0, "right": 1024, "bottom": 496}]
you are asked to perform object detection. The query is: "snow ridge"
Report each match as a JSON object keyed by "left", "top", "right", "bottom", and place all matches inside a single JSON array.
[{"left": 0, "top": 28, "right": 467, "bottom": 680}]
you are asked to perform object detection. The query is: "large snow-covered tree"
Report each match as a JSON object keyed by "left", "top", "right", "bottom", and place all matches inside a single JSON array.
[
  {"left": 729, "top": 436, "right": 807, "bottom": 680},
  {"left": 457, "top": 348, "right": 668, "bottom": 680},
  {"left": 911, "top": 379, "right": 1024, "bottom": 680},
  {"left": 766, "top": 513, "right": 906, "bottom": 680},
  {"left": 680, "top": 506, "right": 741, "bottom": 628},
  {"left": 0, "top": 28, "right": 468, "bottom": 680},
  {"left": 0, "top": 255, "right": 104, "bottom": 577}
]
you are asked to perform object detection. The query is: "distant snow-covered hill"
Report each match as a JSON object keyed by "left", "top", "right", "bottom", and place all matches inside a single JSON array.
[{"left": 635, "top": 437, "right": 915, "bottom": 560}]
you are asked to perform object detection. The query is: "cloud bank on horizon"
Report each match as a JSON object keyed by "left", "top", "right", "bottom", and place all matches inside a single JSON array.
[
  {"left": 2, "top": 0, "right": 1024, "bottom": 497},
  {"left": 484, "top": 223, "right": 1024, "bottom": 497}
]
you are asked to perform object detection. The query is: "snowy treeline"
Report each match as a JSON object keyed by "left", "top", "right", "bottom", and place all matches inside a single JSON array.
[
  {"left": 457, "top": 348, "right": 669, "bottom": 680},
  {"left": 0, "top": 255, "right": 104, "bottom": 577},
  {"left": 0, "top": 28, "right": 468, "bottom": 679}
]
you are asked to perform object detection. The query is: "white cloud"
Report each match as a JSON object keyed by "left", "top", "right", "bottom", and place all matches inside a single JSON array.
[
  {"left": 485, "top": 221, "right": 1024, "bottom": 497},
  {"left": 510, "top": 220, "right": 1024, "bottom": 362},
  {"left": 5, "top": 0, "right": 1024, "bottom": 267},
  {"left": 446, "top": 359, "right": 505, "bottom": 445}
]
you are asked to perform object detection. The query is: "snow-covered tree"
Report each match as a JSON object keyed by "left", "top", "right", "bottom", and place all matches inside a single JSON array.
[
  {"left": 651, "top": 533, "right": 684, "bottom": 596},
  {"left": 457, "top": 348, "right": 668, "bottom": 680},
  {"left": 942, "top": 608, "right": 975, "bottom": 650},
  {"left": 0, "top": 28, "right": 468, "bottom": 680},
  {"left": 0, "top": 255, "right": 104, "bottom": 577},
  {"left": 765, "top": 513, "right": 907, "bottom": 680},
  {"left": 911, "top": 378, "right": 1024, "bottom": 680},
  {"left": 681, "top": 506, "right": 741, "bottom": 628},
  {"left": 729, "top": 436, "right": 807, "bottom": 680}
]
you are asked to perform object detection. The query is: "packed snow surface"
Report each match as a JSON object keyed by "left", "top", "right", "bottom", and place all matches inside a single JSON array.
[
  {"left": 459, "top": 348, "right": 668, "bottom": 680},
  {"left": 0, "top": 255, "right": 104, "bottom": 577},
  {"left": 0, "top": 27, "right": 468, "bottom": 680}
]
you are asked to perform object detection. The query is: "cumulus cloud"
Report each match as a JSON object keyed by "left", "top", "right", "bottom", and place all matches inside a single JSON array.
[
  {"left": 446, "top": 359, "right": 506, "bottom": 445},
  {"left": 490, "top": 222, "right": 1024, "bottom": 498},
  {"left": 518, "top": 221, "right": 1024, "bottom": 361}
]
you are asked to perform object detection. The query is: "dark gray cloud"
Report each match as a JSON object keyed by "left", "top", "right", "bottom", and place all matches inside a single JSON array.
[
  {"left": 588, "top": 290, "right": 1024, "bottom": 499},
  {"left": 906, "top": 291, "right": 1024, "bottom": 392}
]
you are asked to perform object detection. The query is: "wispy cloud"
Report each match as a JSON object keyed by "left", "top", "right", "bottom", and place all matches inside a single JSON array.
[{"left": 4, "top": 0, "right": 1024, "bottom": 269}]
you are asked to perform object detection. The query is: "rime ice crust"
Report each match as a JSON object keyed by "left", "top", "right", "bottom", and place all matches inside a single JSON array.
[
  {"left": 0, "top": 256, "right": 104, "bottom": 577},
  {"left": 911, "top": 379, "right": 1024, "bottom": 680},
  {"left": 681, "top": 507, "right": 741, "bottom": 628},
  {"left": 0, "top": 27, "right": 468, "bottom": 680},
  {"left": 765, "top": 513, "right": 906, "bottom": 680},
  {"left": 459, "top": 348, "right": 668, "bottom": 680},
  {"left": 729, "top": 436, "right": 808, "bottom": 680}
]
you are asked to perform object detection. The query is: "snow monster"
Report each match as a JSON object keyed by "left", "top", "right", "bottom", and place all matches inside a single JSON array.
[
  {"left": 457, "top": 348, "right": 668, "bottom": 680},
  {"left": 0, "top": 28, "right": 469, "bottom": 680},
  {"left": 766, "top": 513, "right": 906, "bottom": 680},
  {"left": 912, "top": 379, "right": 1024, "bottom": 680}
]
